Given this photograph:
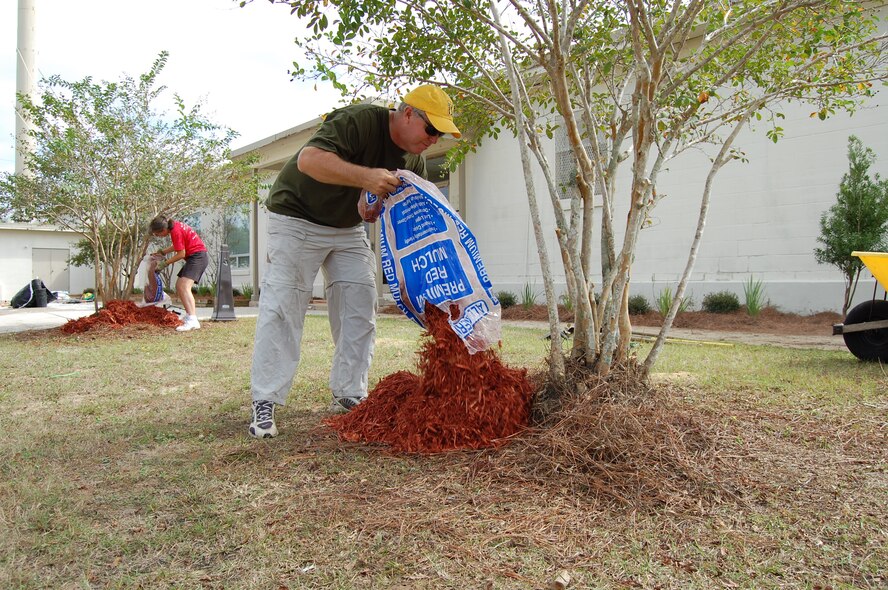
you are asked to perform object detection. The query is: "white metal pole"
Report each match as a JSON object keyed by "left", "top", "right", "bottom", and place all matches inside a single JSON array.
[{"left": 15, "top": 0, "right": 37, "bottom": 176}]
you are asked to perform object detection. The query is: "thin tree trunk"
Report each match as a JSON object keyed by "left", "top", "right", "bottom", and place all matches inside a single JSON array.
[
  {"left": 490, "top": 0, "right": 565, "bottom": 378},
  {"left": 643, "top": 108, "right": 753, "bottom": 373}
]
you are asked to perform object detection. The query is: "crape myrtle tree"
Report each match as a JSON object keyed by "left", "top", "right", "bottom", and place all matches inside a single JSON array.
[
  {"left": 251, "top": 0, "right": 887, "bottom": 379},
  {"left": 0, "top": 52, "right": 258, "bottom": 305},
  {"left": 815, "top": 135, "right": 888, "bottom": 316}
]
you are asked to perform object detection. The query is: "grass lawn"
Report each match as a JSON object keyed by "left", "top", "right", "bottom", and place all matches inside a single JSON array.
[{"left": 0, "top": 314, "right": 885, "bottom": 589}]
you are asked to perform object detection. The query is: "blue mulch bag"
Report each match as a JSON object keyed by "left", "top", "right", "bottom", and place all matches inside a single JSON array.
[
  {"left": 137, "top": 254, "right": 170, "bottom": 307},
  {"left": 369, "top": 169, "right": 500, "bottom": 354}
]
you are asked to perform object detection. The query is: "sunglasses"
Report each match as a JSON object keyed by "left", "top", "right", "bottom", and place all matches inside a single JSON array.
[{"left": 415, "top": 111, "right": 444, "bottom": 138}]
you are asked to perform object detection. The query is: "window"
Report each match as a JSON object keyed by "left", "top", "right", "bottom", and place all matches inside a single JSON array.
[
  {"left": 556, "top": 125, "right": 606, "bottom": 204},
  {"left": 426, "top": 155, "right": 450, "bottom": 196},
  {"left": 224, "top": 205, "right": 250, "bottom": 268}
]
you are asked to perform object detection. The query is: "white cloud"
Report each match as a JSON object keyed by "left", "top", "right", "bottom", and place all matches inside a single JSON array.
[{"left": 1, "top": 0, "right": 343, "bottom": 174}]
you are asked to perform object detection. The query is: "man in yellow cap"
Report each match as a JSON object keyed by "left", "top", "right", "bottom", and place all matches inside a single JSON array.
[{"left": 248, "top": 85, "right": 461, "bottom": 439}]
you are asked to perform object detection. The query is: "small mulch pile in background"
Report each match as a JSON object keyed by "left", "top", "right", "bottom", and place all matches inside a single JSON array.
[
  {"left": 60, "top": 300, "right": 181, "bottom": 334},
  {"left": 325, "top": 305, "right": 535, "bottom": 454}
]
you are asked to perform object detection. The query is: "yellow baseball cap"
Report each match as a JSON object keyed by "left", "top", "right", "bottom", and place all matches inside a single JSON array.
[{"left": 403, "top": 85, "right": 461, "bottom": 138}]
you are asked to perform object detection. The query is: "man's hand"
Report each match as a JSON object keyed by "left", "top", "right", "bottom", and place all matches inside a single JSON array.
[{"left": 361, "top": 168, "right": 401, "bottom": 197}]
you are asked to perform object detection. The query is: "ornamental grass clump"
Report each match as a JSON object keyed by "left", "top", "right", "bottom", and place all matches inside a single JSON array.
[
  {"left": 521, "top": 283, "right": 538, "bottom": 310},
  {"left": 656, "top": 286, "right": 693, "bottom": 316},
  {"left": 743, "top": 276, "right": 767, "bottom": 317}
]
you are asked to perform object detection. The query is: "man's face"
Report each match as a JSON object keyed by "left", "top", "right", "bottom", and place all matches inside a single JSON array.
[
  {"left": 153, "top": 229, "right": 170, "bottom": 238},
  {"left": 400, "top": 107, "right": 442, "bottom": 154}
]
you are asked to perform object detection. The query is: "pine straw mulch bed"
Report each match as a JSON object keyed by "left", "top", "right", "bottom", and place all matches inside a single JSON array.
[
  {"left": 381, "top": 303, "right": 843, "bottom": 336},
  {"left": 490, "top": 363, "right": 745, "bottom": 511}
]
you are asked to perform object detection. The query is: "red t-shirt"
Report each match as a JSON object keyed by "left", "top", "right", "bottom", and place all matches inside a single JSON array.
[{"left": 171, "top": 221, "right": 207, "bottom": 256}]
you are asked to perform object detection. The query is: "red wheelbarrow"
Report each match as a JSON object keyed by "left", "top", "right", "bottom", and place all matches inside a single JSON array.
[{"left": 832, "top": 251, "right": 888, "bottom": 362}]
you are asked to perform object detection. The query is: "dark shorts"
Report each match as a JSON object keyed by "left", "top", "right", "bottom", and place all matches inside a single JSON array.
[{"left": 178, "top": 251, "right": 209, "bottom": 282}]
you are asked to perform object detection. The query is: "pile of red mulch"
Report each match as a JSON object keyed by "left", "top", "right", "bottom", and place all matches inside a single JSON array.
[
  {"left": 60, "top": 300, "right": 182, "bottom": 334},
  {"left": 325, "top": 305, "right": 535, "bottom": 454}
]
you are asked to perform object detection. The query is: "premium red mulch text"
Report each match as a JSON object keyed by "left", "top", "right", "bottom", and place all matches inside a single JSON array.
[
  {"left": 325, "top": 305, "right": 534, "bottom": 454},
  {"left": 60, "top": 300, "right": 181, "bottom": 333}
]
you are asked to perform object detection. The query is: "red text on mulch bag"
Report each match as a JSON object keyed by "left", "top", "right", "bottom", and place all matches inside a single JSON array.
[{"left": 370, "top": 169, "right": 501, "bottom": 353}]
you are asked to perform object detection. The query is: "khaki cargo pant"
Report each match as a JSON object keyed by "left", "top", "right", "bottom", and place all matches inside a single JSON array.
[{"left": 250, "top": 212, "right": 377, "bottom": 406}]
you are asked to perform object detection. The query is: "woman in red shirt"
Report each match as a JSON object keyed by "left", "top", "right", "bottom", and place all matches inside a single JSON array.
[{"left": 149, "top": 215, "right": 209, "bottom": 332}]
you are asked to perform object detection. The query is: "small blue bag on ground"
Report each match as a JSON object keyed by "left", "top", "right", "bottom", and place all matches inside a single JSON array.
[{"left": 369, "top": 169, "right": 500, "bottom": 354}]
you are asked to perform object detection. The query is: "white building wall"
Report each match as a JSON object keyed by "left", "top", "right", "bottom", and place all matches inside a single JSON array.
[
  {"left": 463, "top": 93, "right": 888, "bottom": 315},
  {"left": 465, "top": 132, "right": 570, "bottom": 302},
  {"left": 630, "top": 99, "right": 887, "bottom": 314},
  {"left": 0, "top": 223, "right": 95, "bottom": 303}
]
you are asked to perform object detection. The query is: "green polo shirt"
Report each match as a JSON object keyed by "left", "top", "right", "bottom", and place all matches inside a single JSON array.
[{"left": 266, "top": 104, "right": 427, "bottom": 228}]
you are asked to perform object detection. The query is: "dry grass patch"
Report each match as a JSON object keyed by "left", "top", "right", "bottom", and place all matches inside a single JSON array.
[{"left": 0, "top": 316, "right": 885, "bottom": 588}]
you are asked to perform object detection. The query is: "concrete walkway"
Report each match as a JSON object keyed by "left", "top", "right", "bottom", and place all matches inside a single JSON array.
[{"left": 0, "top": 301, "right": 845, "bottom": 351}]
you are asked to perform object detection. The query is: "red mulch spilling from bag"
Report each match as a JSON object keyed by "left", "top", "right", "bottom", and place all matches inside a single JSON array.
[
  {"left": 60, "top": 300, "right": 182, "bottom": 334},
  {"left": 325, "top": 305, "right": 534, "bottom": 454}
]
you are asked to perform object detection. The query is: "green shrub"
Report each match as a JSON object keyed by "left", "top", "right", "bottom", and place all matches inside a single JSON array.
[
  {"left": 241, "top": 284, "right": 254, "bottom": 300},
  {"left": 497, "top": 290, "right": 517, "bottom": 309},
  {"left": 703, "top": 290, "right": 741, "bottom": 313},
  {"left": 628, "top": 294, "right": 651, "bottom": 315},
  {"left": 559, "top": 292, "right": 573, "bottom": 312},
  {"left": 743, "top": 276, "right": 767, "bottom": 317},
  {"left": 132, "top": 287, "right": 143, "bottom": 295}
]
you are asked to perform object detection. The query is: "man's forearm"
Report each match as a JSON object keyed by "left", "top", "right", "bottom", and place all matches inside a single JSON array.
[
  {"left": 297, "top": 147, "right": 368, "bottom": 188},
  {"left": 298, "top": 147, "right": 401, "bottom": 196}
]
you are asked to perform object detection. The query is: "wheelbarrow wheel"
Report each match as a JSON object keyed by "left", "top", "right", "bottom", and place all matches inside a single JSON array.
[{"left": 843, "top": 299, "right": 888, "bottom": 362}]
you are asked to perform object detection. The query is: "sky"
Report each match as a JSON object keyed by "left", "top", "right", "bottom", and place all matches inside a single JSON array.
[{"left": 1, "top": 0, "right": 343, "bottom": 174}]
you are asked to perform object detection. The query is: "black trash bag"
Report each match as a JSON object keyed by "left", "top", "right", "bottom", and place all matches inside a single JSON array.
[{"left": 11, "top": 279, "right": 56, "bottom": 309}]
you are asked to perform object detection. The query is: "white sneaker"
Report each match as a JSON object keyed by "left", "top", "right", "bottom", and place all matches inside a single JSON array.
[
  {"left": 249, "top": 400, "right": 278, "bottom": 439},
  {"left": 176, "top": 317, "right": 201, "bottom": 332},
  {"left": 329, "top": 396, "right": 366, "bottom": 413}
]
